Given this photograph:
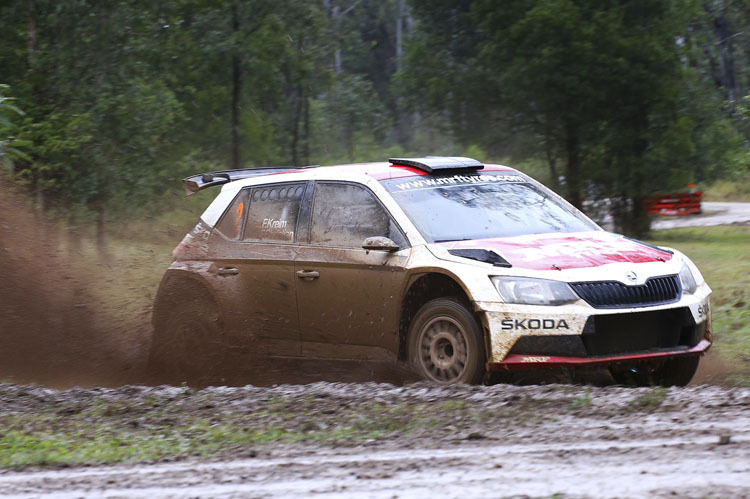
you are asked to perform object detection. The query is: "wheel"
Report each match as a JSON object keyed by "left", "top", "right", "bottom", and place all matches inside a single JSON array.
[
  {"left": 610, "top": 356, "right": 699, "bottom": 387},
  {"left": 610, "top": 364, "right": 652, "bottom": 387},
  {"left": 407, "top": 298, "right": 486, "bottom": 385},
  {"left": 652, "top": 356, "right": 700, "bottom": 386},
  {"left": 147, "top": 289, "right": 226, "bottom": 386}
]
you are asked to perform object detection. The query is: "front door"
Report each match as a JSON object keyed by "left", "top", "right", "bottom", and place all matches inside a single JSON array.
[{"left": 295, "top": 181, "right": 410, "bottom": 360}]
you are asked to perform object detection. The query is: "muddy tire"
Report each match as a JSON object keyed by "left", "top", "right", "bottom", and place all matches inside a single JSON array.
[
  {"left": 147, "top": 289, "right": 225, "bottom": 386},
  {"left": 610, "top": 356, "right": 699, "bottom": 387},
  {"left": 407, "top": 298, "right": 486, "bottom": 385},
  {"left": 653, "top": 356, "right": 700, "bottom": 386}
]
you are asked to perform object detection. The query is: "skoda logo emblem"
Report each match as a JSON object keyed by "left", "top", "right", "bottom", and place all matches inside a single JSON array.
[{"left": 626, "top": 271, "right": 638, "bottom": 283}]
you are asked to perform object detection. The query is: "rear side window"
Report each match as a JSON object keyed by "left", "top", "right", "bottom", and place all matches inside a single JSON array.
[
  {"left": 310, "top": 182, "right": 406, "bottom": 248},
  {"left": 215, "top": 190, "right": 249, "bottom": 239},
  {"left": 243, "top": 183, "right": 306, "bottom": 243}
]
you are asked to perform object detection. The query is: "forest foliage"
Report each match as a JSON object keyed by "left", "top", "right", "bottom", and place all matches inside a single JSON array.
[{"left": 0, "top": 0, "right": 748, "bottom": 236}]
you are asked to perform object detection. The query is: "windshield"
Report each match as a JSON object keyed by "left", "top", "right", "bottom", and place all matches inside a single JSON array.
[{"left": 380, "top": 172, "right": 599, "bottom": 242}]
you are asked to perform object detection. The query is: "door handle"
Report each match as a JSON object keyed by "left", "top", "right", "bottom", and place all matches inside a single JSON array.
[
  {"left": 296, "top": 270, "right": 320, "bottom": 280},
  {"left": 217, "top": 266, "right": 240, "bottom": 276}
]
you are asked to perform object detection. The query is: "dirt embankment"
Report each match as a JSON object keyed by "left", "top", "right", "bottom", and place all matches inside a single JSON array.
[{"left": 0, "top": 382, "right": 748, "bottom": 497}]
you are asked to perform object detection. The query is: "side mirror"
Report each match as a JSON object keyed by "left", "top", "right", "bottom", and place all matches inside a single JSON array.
[{"left": 362, "top": 236, "right": 400, "bottom": 253}]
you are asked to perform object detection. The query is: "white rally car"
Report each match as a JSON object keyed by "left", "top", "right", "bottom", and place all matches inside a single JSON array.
[{"left": 149, "top": 156, "right": 711, "bottom": 386}]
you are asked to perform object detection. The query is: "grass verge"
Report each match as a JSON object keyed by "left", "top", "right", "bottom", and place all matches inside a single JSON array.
[
  {"left": 648, "top": 226, "right": 750, "bottom": 386},
  {"left": 702, "top": 179, "right": 750, "bottom": 202}
]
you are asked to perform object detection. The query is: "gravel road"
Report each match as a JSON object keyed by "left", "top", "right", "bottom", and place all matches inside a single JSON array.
[
  {"left": 652, "top": 201, "right": 750, "bottom": 230},
  {"left": 1, "top": 382, "right": 748, "bottom": 498}
]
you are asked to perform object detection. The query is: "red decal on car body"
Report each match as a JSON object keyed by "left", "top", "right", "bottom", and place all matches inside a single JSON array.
[
  {"left": 491, "top": 340, "right": 711, "bottom": 371},
  {"left": 439, "top": 232, "right": 673, "bottom": 270}
]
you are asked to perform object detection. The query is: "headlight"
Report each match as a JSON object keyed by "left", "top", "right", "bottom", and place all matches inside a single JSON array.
[
  {"left": 491, "top": 277, "right": 579, "bottom": 306},
  {"left": 679, "top": 263, "right": 698, "bottom": 294}
]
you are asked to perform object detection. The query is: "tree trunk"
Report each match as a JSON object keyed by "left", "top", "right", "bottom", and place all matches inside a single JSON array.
[
  {"left": 394, "top": 0, "right": 414, "bottom": 147},
  {"left": 302, "top": 90, "right": 310, "bottom": 165},
  {"left": 34, "top": 182, "right": 44, "bottom": 240},
  {"left": 231, "top": 3, "right": 242, "bottom": 169},
  {"left": 67, "top": 212, "right": 81, "bottom": 256},
  {"left": 27, "top": 0, "right": 36, "bottom": 62},
  {"left": 628, "top": 194, "right": 651, "bottom": 238},
  {"left": 291, "top": 84, "right": 303, "bottom": 165},
  {"left": 396, "top": 0, "right": 405, "bottom": 72},
  {"left": 96, "top": 203, "right": 108, "bottom": 257},
  {"left": 544, "top": 120, "right": 559, "bottom": 190},
  {"left": 620, "top": 110, "right": 652, "bottom": 238},
  {"left": 715, "top": 12, "right": 737, "bottom": 105},
  {"left": 332, "top": 5, "right": 342, "bottom": 73},
  {"left": 564, "top": 128, "right": 582, "bottom": 209},
  {"left": 345, "top": 117, "right": 355, "bottom": 161}
]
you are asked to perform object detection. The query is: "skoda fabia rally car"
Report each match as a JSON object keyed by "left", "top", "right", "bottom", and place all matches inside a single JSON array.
[{"left": 148, "top": 157, "right": 711, "bottom": 386}]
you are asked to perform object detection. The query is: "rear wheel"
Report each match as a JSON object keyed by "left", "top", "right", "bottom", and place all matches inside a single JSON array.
[
  {"left": 610, "top": 356, "right": 699, "bottom": 387},
  {"left": 147, "top": 289, "right": 226, "bottom": 385},
  {"left": 407, "top": 298, "right": 486, "bottom": 385}
]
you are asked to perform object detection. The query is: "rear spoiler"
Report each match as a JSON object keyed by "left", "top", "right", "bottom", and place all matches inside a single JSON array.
[{"left": 182, "top": 166, "right": 318, "bottom": 196}]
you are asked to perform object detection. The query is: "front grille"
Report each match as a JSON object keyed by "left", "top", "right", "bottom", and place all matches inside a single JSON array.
[
  {"left": 570, "top": 274, "right": 680, "bottom": 309},
  {"left": 506, "top": 308, "right": 703, "bottom": 358},
  {"left": 583, "top": 308, "right": 702, "bottom": 356}
]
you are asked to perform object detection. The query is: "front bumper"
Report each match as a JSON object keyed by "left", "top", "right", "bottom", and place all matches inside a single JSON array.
[
  {"left": 491, "top": 339, "right": 711, "bottom": 371},
  {"left": 477, "top": 287, "right": 712, "bottom": 371}
]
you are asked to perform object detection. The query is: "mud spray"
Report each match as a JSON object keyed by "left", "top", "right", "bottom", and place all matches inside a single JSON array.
[{"left": 0, "top": 186, "right": 150, "bottom": 388}]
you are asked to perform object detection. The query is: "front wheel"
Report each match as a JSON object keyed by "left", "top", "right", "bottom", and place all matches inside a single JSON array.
[
  {"left": 407, "top": 298, "right": 486, "bottom": 385},
  {"left": 610, "top": 356, "right": 699, "bottom": 387}
]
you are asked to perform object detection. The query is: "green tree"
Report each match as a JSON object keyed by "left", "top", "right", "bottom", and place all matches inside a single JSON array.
[
  {"left": 400, "top": 0, "right": 738, "bottom": 236},
  {"left": 0, "top": 85, "right": 29, "bottom": 170}
]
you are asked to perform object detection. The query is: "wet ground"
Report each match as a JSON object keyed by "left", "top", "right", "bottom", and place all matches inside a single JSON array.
[
  {"left": 652, "top": 201, "right": 750, "bottom": 230},
  {"left": 0, "top": 382, "right": 748, "bottom": 498}
]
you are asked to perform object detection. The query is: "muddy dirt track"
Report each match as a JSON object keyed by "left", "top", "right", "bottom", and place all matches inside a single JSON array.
[{"left": 0, "top": 382, "right": 748, "bottom": 498}]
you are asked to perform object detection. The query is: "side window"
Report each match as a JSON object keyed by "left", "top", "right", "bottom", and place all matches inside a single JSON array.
[
  {"left": 243, "top": 183, "right": 306, "bottom": 243},
  {"left": 310, "top": 182, "right": 406, "bottom": 248},
  {"left": 215, "top": 189, "right": 249, "bottom": 240}
]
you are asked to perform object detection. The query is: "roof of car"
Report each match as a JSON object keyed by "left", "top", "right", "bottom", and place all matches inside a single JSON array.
[
  {"left": 221, "top": 162, "right": 517, "bottom": 194},
  {"left": 321, "top": 161, "right": 513, "bottom": 180},
  {"left": 261, "top": 161, "right": 516, "bottom": 181},
  {"left": 183, "top": 157, "right": 518, "bottom": 195}
]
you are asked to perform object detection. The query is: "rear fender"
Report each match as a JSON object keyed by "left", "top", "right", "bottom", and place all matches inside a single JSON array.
[{"left": 152, "top": 267, "right": 220, "bottom": 328}]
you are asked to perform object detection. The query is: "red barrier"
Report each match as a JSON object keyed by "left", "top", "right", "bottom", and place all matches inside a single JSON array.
[{"left": 644, "top": 191, "right": 702, "bottom": 216}]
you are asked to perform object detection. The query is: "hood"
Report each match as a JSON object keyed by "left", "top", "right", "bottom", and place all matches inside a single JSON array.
[{"left": 436, "top": 231, "right": 673, "bottom": 271}]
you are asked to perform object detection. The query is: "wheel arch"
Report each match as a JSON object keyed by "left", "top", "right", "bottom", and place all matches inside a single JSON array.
[
  {"left": 397, "top": 271, "right": 481, "bottom": 360},
  {"left": 152, "top": 269, "right": 220, "bottom": 329}
]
